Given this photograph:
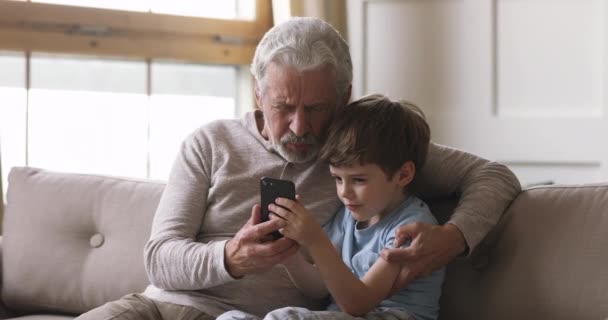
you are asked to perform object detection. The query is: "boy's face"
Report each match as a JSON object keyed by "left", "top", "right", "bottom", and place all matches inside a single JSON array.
[{"left": 330, "top": 162, "right": 412, "bottom": 226}]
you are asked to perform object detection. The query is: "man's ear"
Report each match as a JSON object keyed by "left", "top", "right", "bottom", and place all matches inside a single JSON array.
[
  {"left": 254, "top": 81, "right": 262, "bottom": 109},
  {"left": 397, "top": 161, "right": 415, "bottom": 187}
]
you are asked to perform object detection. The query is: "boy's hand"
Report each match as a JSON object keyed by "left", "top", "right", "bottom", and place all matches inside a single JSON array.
[{"left": 268, "top": 196, "right": 325, "bottom": 248}]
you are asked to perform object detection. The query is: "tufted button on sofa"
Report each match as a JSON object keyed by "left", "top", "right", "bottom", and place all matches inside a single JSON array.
[{"left": 1, "top": 167, "right": 164, "bottom": 319}]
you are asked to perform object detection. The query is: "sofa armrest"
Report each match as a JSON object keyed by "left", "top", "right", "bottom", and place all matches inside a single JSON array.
[
  {"left": 0, "top": 303, "right": 11, "bottom": 319},
  {"left": 0, "top": 236, "right": 14, "bottom": 319}
]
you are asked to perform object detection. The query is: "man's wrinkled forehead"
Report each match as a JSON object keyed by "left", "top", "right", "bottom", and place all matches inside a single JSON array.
[{"left": 262, "top": 64, "right": 338, "bottom": 103}]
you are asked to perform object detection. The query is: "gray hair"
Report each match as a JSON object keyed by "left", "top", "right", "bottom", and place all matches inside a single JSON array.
[{"left": 251, "top": 17, "right": 352, "bottom": 98}]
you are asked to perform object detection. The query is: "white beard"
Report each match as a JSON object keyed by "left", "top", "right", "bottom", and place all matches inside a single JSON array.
[{"left": 263, "top": 114, "right": 321, "bottom": 163}]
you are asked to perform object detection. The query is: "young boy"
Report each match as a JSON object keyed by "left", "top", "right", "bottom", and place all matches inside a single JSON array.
[
  {"left": 217, "top": 94, "right": 443, "bottom": 320},
  {"left": 267, "top": 94, "right": 444, "bottom": 320}
]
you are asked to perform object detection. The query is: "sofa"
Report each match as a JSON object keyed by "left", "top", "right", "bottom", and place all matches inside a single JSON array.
[{"left": 0, "top": 166, "right": 606, "bottom": 319}]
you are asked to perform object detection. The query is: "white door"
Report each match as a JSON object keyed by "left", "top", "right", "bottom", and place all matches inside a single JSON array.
[{"left": 347, "top": 0, "right": 608, "bottom": 186}]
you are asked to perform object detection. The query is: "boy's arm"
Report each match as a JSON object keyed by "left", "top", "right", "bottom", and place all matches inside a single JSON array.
[
  {"left": 307, "top": 235, "right": 400, "bottom": 316},
  {"left": 282, "top": 252, "right": 329, "bottom": 299},
  {"left": 270, "top": 199, "right": 399, "bottom": 316}
]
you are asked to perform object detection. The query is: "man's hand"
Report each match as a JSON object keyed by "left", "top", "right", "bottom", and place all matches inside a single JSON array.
[
  {"left": 381, "top": 223, "right": 466, "bottom": 293},
  {"left": 224, "top": 204, "right": 300, "bottom": 278}
]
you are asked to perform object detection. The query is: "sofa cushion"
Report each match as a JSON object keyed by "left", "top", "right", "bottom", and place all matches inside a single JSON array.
[
  {"left": 2, "top": 167, "right": 164, "bottom": 315},
  {"left": 3, "top": 316, "right": 74, "bottom": 320},
  {"left": 440, "top": 183, "right": 608, "bottom": 320}
]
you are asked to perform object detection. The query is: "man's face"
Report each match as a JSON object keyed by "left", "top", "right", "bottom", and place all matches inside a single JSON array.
[{"left": 257, "top": 63, "right": 339, "bottom": 163}]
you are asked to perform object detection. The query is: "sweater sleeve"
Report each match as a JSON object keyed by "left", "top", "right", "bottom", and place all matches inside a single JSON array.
[
  {"left": 415, "top": 142, "right": 521, "bottom": 255},
  {"left": 143, "top": 131, "right": 236, "bottom": 290}
]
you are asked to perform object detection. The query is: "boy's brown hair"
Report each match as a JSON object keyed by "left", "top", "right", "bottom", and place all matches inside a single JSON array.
[{"left": 319, "top": 94, "right": 430, "bottom": 180}]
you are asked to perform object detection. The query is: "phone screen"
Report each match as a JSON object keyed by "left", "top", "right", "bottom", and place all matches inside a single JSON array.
[{"left": 260, "top": 177, "right": 296, "bottom": 239}]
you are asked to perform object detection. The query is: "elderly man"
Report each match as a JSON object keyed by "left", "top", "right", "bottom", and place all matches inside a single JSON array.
[{"left": 77, "top": 17, "right": 520, "bottom": 320}]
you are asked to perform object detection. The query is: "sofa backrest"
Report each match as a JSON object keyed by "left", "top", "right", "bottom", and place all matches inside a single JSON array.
[
  {"left": 4, "top": 167, "right": 607, "bottom": 319},
  {"left": 2, "top": 167, "right": 164, "bottom": 315},
  {"left": 439, "top": 183, "right": 608, "bottom": 320}
]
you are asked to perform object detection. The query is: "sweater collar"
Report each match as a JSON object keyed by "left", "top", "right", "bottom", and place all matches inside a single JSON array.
[{"left": 243, "top": 110, "right": 275, "bottom": 153}]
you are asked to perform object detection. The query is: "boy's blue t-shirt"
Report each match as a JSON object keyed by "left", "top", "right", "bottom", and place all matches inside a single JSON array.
[{"left": 323, "top": 196, "right": 445, "bottom": 320}]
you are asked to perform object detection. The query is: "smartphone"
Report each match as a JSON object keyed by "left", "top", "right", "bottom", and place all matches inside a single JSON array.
[{"left": 260, "top": 177, "right": 296, "bottom": 239}]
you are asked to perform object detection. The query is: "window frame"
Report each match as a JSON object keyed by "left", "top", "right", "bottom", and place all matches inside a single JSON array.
[{"left": 0, "top": 0, "right": 272, "bottom": 64}]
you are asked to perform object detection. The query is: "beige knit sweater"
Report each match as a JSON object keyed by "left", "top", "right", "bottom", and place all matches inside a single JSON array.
[{"left": 143, "top": 111, "right": 520, "bottom": 316}]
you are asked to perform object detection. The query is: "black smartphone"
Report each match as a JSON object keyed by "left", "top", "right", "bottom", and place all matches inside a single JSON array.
[{"left": 260, "top": 177, "right": 296, "bottom": 239}]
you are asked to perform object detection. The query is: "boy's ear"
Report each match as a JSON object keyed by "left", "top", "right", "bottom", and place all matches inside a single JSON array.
[
  {"left": 342, "top": 84, "right": 352, "bottom": 106},
  {"left": 397, "top": 161, "right": 415, "bottom": 187}
]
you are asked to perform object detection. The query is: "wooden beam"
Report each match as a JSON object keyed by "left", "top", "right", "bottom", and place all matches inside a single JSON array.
[
  {"left": 0, "top": 0, "right": 272, "bottom": 41},
  {"left": 0, "top": 28, "right": 256, "bottom": 65},
  {"left": 0, "top": 0, "right": 274, "bottom": 63},
  {"left": 254, "top": 0, "right": 274, "bottom": 36}
]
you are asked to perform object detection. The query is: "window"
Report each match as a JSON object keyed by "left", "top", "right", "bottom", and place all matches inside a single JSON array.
[
  {"left": 0, "top": 52, "right": 26, "bottom": 203},
  {"left": 0, "top": 1, "right": 270, "bottom": 201},
  {"left": 149, "top": 62, "right": 238, "bottom": 180},
  {"left": 0, "top": 52, "right": 247, "bottom": 201},
  {"left": 28, "top": 54, "right": 149, "bottom": 177}
]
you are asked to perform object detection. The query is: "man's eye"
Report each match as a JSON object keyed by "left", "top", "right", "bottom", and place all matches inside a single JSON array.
[
  {"left": 273, "top": 105, "right": 290, "bottom": 113},
  {"left": 306, "top": 105, "right": 328, "bottom": 113}
]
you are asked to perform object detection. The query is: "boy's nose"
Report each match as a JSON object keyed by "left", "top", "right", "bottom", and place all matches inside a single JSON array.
[{"left": 339, "top": 185, "right": 353, "bottom": 199}]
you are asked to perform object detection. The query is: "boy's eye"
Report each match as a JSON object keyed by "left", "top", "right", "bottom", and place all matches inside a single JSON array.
[
  {"left": 333, "top": 176, "right": 343, "bottom": 183},
  {"left": 353, "top": 178, "right": 366, "bottom": 183}
]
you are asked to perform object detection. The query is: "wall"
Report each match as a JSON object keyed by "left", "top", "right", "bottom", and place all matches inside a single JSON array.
[{"left": 347, "top": 0, "right": 608, "bottom": 185}]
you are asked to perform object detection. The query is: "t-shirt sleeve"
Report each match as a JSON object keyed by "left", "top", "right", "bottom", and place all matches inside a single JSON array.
[
  {"left": 383, "top": 203, "right": 437, "bottom": 250},
  {"left": 323, "top": 206, "right": 347, "bottom": 251},
  {"left": 383, "top": 225, "right": 412, "bottom": 250}
]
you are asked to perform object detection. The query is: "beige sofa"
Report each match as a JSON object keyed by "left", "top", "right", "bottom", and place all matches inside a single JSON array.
[{"left": 1, "top": 166, "right": 607, "bottom": 319}]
